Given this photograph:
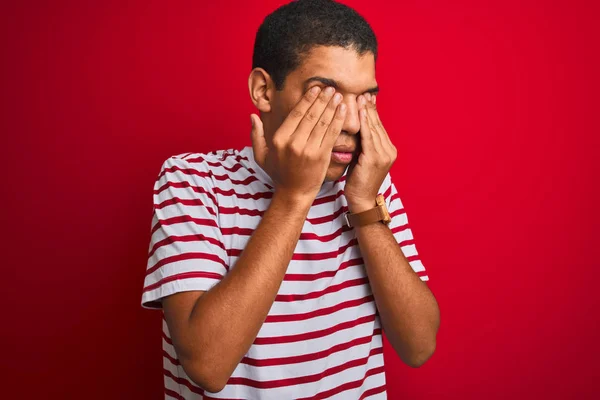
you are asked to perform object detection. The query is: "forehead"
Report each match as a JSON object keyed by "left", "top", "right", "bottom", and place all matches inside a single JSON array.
[{"left": 288, "top": 45, "right": 377, "bottom": 94}]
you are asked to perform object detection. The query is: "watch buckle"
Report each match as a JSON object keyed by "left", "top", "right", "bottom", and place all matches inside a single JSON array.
[{"left": 344, "top": 212, "right": 353, "bottom": 228}]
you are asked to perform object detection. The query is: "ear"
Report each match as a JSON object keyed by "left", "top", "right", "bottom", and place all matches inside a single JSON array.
[{"left": 248, "top": 68, "right": 274, "bottom": 113}]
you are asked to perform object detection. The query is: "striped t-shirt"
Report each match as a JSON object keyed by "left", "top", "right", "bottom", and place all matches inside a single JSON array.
[{"left": 141, "top": 146, "right": 429, "bottom": 399}]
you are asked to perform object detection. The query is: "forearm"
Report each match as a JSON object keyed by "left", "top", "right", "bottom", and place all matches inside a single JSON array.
[
  {"left": 354, "top": 221, "right": 440, "bottom": 367},
  {"left": 185, "top": 190, "right": 312, "bottom": 385}
]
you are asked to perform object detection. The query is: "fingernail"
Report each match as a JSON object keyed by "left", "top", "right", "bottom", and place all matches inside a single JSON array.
[
  {"left": 340, "top": 103, "right": 347, "bottom": 113},
  {"left": 311, "top": 86, "right": 321, "bottom": 94},
  {"left": 373, "top": 95, "right": 377, "bottom": 105},
  {"left": 365, "top": 93, "right": 371, "bottom": 101},
  {"left": 325, "top": 86, "right": 334, "bottom": 95},
  {"left": 333, "top": 93, "right": 342, "bottom": 103}
]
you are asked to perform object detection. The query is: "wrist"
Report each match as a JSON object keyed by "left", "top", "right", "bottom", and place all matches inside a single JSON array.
[
  {"left": 347, "top": 198, "right": 377, "bottom": 214},
  {"left": 272, "top": 188, "right": 315, "bottom": 212}
]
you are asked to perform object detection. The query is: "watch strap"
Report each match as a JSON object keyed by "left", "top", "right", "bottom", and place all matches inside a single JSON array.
[{"left": 345, "top": 195, "right": 391, "bottom": 228}]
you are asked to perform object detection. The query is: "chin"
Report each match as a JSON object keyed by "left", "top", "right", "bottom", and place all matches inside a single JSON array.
[{"left": 324, "top": 164, "right": 348, "bottom": 182}]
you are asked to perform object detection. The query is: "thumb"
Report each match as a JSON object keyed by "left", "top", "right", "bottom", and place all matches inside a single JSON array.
[
  {"left": 250, "top": 114, "right": 267, "bottom": 168},
  {"left": 346, "top": 156, "right": 358, "bottom": 180}
]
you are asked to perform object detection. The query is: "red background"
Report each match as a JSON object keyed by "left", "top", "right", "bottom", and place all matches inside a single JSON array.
[{"left": 1, "top": 1, "right": 599, "bottom": 399}]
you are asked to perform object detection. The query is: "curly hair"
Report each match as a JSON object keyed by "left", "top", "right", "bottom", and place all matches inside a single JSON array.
[{"left": 252, "top": 0, "right": 378, "bottom": 90}]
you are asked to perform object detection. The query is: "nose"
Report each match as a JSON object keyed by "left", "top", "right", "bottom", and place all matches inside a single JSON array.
[{"left": 341, "top": 96, "right": 361, "bottom": 135}]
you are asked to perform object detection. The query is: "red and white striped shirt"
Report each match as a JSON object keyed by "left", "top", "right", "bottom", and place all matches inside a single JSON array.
[{"left": 141, "top": 146, "right": 429, "bottom": 399}]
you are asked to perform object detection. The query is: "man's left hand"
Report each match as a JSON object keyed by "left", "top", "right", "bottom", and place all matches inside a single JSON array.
[{"left": 345, "top": 93, "right": 397, "bottom": 213}]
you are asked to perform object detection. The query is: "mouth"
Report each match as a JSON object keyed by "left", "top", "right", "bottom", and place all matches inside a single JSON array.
[{"left": 331, "top": 145, "right": 356, "bottom": 164}]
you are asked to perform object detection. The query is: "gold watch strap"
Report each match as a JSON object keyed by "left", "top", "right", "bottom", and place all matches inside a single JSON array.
[{"left": 345, "top": 195, "right": 391, "bottom": 228}]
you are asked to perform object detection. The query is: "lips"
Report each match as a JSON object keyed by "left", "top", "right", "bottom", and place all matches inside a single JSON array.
[
  {"left": 332, "top": 145, "right": 356, "bottom": 153},
  {"left": 331, "top": 144, "right": 356, "bottom": 165},
  {"left": 331, "top": 151, "right": 353, "bottom": 164}
]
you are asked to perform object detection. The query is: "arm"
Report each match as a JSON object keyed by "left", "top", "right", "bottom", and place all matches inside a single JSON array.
[
  {"left": 352, "top": 215, "right": 439, "bottom": 368},
  {"left": 345, "top": 93, "right": 439, "bottom": 368},
  {"left": 162, "top": 85, "right": 347, "bottom": 393},
  {"left": 162, "top": 189, "right": 311, "bottom": 392}
]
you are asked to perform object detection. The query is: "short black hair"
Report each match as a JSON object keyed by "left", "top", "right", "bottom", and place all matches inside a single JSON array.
[{"left": 252, "top": 0, "right": 378, "bottom": 90}]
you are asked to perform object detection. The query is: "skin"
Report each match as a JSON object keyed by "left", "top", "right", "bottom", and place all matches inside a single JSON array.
[
  {"left": 162, "top": 45, "right": 440, "bottom": 393},
  {"left": 253, "top": 46, "right": 379, "bottom": 184}
]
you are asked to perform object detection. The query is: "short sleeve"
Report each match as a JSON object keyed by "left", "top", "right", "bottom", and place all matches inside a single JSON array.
[
  {"left": 141, "top": 156, "right": 229, "bottom": 309},
  {"left": 380, "top": 174, "right": 429, "bottom": 282}
]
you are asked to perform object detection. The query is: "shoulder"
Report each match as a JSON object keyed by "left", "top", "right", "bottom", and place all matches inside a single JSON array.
[
  {"left": 377, "top": 172, "right": 393, "bottom": 197},
  {"left": 377, "top": 172, "right": 405, "bottom": 210},
  {"left": 157, "top": 147, "right": 250, "bottom": 182},
  {"left": 162, "top": 148, "right": 237, "bottom": 170}
]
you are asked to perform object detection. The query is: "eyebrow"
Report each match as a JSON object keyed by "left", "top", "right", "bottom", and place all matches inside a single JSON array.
[{"left": 303, "top": 76, "right": 380, "bottom": 95}]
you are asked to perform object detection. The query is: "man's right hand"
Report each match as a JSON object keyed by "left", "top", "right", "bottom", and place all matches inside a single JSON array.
[
  {"left": 162, "top": 88, "right": 348, "bottom": 393},
  {"left": 250, "top": 86, "right": 347, "bottom": 201}
]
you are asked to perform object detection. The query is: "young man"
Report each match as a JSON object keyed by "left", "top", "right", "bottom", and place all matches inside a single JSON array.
[{"left": 142, "top": 0, "right": 440, "bottom": 398}]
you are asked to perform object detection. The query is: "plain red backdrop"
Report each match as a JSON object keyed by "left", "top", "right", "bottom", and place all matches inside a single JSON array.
[{"left": 1, "top": 0, "right": 599, "bottom": 399}]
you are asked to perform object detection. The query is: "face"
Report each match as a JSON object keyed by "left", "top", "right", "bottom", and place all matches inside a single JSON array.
[{"left": 268, "top": 46, "right": 378, "bottom": 182}]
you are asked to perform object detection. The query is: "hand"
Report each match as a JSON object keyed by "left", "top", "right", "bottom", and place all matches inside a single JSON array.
[
  {"left": 345, "top": 93, "right": 397, "bottom": 213},
  {"left": 250, "top": 86, "right": 347, "bottom": 202}
]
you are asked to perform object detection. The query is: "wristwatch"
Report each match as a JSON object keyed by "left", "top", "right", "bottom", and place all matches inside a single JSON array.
[{"left": 344, "top": 194, "right": 392, "bottom": 228}]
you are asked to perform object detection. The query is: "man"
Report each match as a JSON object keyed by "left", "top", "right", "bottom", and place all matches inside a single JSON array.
[{"left": 141, "top": 0, "right": 440, "bottom": 398}]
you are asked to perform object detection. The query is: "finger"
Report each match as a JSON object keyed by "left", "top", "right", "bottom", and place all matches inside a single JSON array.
[
  {"left": 307, "top": 92, "right": 343, "bottom": 147},
  {"left": 364, "top": 94, "right": 384, "bottom": 151},
  {"left": 293, "top": 86, "right": 336, "bottom": 143},
  {"left": 370, "top": 94, "right": 393, "bottom": 148},
  {"left": 345, "top": 154, "right": 357, "bottom": 179},
  {"left": 277, "top": 86, "right": 322, "bottom": 138},
  {"left": 358, "top": 96, "right": 377, "bottom": 154},
  {"left": 250, "top": 114, "right": 268, "bottom": 168},
  {"left": 369, "top": 95, "right": 397, "bottom": 164},
  {"left": 320, "top": 102, "right": 347, "bottom": 149}
]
